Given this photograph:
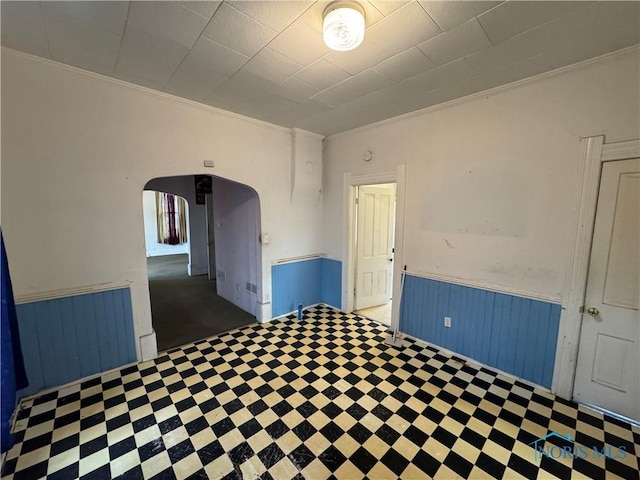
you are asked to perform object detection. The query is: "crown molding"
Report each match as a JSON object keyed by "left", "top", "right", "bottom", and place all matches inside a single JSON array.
[
  {"left": 1, "top": 47, "right": 292, "bottom": 135},
  {"left": 327, "top": 45, "right": 640, "bottom": 140}
]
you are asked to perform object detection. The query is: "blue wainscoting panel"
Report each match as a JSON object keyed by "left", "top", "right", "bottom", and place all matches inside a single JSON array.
[
  {"left": 272, "top": 259, "right": 322, "bottom": 317},
  {"left": 16, "top": 287, "right": 137, "bottom": 397},
  {"left": 321, "top": 258, "right": 342, "bottom": 310},
  {"left": 400, "top": 275, "right": 561, "bottom": 388}
]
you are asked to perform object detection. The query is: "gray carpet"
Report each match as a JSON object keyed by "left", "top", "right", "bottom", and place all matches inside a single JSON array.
[{"left": 147, "top": 254, "right": 256, "bottom": 352}]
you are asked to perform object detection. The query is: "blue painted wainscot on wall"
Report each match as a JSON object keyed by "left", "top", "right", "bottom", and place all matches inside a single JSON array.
[
  {"left": 399, "top": 275, "right": 561, "bottom": 388},
  {"left": 15, "top": 287, "right": 137, "bottom": 396},
  {"left": 272, "top": 257, "right": 342, "bottom": 317}
]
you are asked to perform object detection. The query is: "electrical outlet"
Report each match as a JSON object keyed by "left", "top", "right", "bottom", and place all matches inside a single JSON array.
[{"left": 444, "top": 316, "right": 452, "bottom": 327}]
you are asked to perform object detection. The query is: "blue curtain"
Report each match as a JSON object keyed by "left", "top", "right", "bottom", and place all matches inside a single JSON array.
[{"left": 1, "top": 231, "right": 28, "bottom": 453}]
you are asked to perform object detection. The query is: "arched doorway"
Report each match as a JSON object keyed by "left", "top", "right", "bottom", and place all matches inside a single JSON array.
[{"left": 143, "top": 175, "right": 261, "bottom": 351}]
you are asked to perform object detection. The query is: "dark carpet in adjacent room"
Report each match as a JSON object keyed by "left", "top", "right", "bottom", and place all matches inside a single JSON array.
[{"left": 147, "top": 254, "right": 255, "bottom": 351}]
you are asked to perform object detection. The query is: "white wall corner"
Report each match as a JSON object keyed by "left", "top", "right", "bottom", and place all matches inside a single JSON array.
[
  {"left": 257, "top": 301, "right": 272, "bottom": 323},
  {"left": 188, "top": 263, "right": 206, "bottom": 276},
  {"left": 290, "top": 128, "right": 297, "bottom": 202},
  {"left": 140, "top": 331, "right": 158, "bottom": 362},
  {"left": 290, "top": 127, "right": 323, "bottom": 205}
]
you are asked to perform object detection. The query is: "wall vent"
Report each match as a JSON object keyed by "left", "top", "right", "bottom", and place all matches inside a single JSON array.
[{"left": 246, "top": 282, "right": 257, "bottom": 294}]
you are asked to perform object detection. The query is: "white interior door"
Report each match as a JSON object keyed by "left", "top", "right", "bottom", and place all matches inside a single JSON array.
[
  {"left": 205, "top": 193, "right": 216, "bottom": 281},
  {"left": 573, "top": 158, "right": 639, "bottom": 421},
  {"left": 355, "top": 184, "right": 395, "bottom": 310}
]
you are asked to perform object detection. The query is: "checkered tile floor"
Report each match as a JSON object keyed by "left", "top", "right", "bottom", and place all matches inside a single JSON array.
[{"left": 2, "top": 306, "right": 639, "bottom": 479}]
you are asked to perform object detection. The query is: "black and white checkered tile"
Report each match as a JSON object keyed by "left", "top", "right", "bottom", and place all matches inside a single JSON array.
[{"left": 2, "top": 305, "right": 639, "bottom": 479}]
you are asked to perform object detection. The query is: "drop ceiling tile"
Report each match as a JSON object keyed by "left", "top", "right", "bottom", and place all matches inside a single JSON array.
[
  {"left": 297, "top": 90, "right": 396, "bottom": 135},
  {"left": 423, "top": 57, "right": 477, "bottom": 89},
  {"left": 127, "top": 1, "right": 212, "bottom": 49},
  {"left": 374, "top": 47, "right": 435, "bottom": 82},
  {"left": 294, "top": 59, "right": 351, "bottom": 90},
  {"left": 367, "top": 1, "right": 441, "bottom": 57},
  {"left": 272, "top": 77, "right": 319, "bottom": 103},
  {"left": 115, "top": 25, "right": 189, "bottom": 85},
  {"left": 268, "top": 21, "right": 330, "bottom": 66},
  {"left": 222, "top": 70, "right": 278, "bottom": 93},
  {"left": 295, "top": 107, "right": 351, "bottom": 135},
  {"left": 477, "top": 1, "right": 589, "bottom": 45},
  {"left": 465, "top": 29, "right": 546, "bottom": 73},
  {"left": 164, "top": 56, "right": 229, "bottom": 102},
  {"left": 310, "top": 83, "right": 363, "bottom": 108},
  {"left": 417, "top": 18, "right": 492, "bottom": 65},
  {"left": 325, "top": 40, "right": 389, "bottom": 75},
  {"left": 448, "top": 52, "right": 568, "bottom": 100},
  {"left": 189, "top": 36, "right": 249, "bottom": 76},
  {"left": 466, "top": 1, "right": 639, "bottom": 75},
  {"left": 207, "top": 74, "right": 296, "bottom": 117},
  {"left": 299, "top": 1, "right": 384, "bottom": 33},
  {"left": 202, "top": 3, "right": 277, "bottom": 57},
  {"left": 368, "top": 1, "right": 411, "bottom": 16},
  {"left": 228, "top": 1, "right": 312, "bottom": 31},
  {"left": 241, "top": 48, "right": 302, "bottom": 84},
  {"left": 315, "top": 91, "right": 395, "bottom": 133},
  {"left": 219, "top": 96, "right": 296, "bottom": 125},
  {"left": 0, "top": 2, "right": 50, "bottom": 57},
  {"left": 400, "top": 57, "right": 477, "bottom": 94},
  {"left": 418, "top": 1, "right": 502, "bottom": 31},
  {"left": 273, "top": 100, "right": 333, "bottom": 126},
  {"left": 536, "top": 1, "right": 640, "bottom": 58},
  {"left": 340, "top": 69, "right": 392, "bottom": 96},
  {"left": 41, "top": 1, "right": 128, "bottom": 35},
  {"left": 178, "top": 1, "right": 222, "bottom": 18},
  {"left": 377, "top": 82, "right": 426, "bottom": 116},
  {"left": 42, "top": 3, "right": 122, "bottom": 75}
]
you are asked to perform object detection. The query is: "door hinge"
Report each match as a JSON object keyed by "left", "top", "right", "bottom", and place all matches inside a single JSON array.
[
  {"left": 354, "top": 288, "right": 356, "bottom": 297},
  {"left": 579, "top": 306, "right": 585, "bottom": 313}
]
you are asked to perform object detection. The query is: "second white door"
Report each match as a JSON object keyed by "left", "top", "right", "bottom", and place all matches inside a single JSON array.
[
  {"left": 573, "top": 157, "right": 639, "bottom": 421},
  {"left": 355, "top": 184, "right": 396, "bottom": 310}
]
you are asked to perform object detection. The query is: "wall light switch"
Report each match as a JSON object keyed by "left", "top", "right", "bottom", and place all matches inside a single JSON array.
[
  {"left": 262, "top": 234, "right": 270, "bottom": 244},
  {"left": 444, "top": 317, "right": 452, "bottom": 327}
]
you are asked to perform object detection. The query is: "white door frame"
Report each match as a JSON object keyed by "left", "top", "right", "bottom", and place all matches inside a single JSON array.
[
  {"left": 343, "top": 165, "right": 407, "bottom": 332},
  {"left": 553, "top": 137, "right": 640, "bottom": 400}
]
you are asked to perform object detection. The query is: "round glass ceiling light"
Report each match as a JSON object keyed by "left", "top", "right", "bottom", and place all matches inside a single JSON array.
[{"left": 323, "top": 2, "right": 365, "bottom": 52}]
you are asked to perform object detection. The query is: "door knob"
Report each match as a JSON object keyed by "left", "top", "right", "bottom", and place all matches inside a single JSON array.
[{"left": 586, "top": 307, "right": 599, "bottom": 317}]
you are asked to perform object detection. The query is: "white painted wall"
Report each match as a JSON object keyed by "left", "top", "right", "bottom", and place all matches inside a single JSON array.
[
  {"left": 1, "top": 49, "right": 324, "bottom": 361},
  {"left": 144, "top": 176, "right": 207, "bottom": 274},
  {"left": 323, "top": 50, "right": 640, "bottom": 303},
  {"left": 142, "top": 191, "right": 190, "bottom": 258},
  {"left": 212, "top": 178, "right": 260, "bottom": 316}
]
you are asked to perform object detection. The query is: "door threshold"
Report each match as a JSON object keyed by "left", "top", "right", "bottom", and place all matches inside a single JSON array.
[{"left": 579, "top": 401, "right": 640, "bottom": 427}]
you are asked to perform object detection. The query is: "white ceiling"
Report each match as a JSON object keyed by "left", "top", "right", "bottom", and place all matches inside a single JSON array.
[{"left": 2, "top": 1, "right": 638, "bottom": 136}]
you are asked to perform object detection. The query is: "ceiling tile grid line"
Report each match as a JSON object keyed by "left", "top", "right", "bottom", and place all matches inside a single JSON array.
[
  {"left": 193, "top": 1, "right": 315, "bottom": 105},
  {"left": 130, "top": 1, "right": 224, "bottom": 92},
  {"left": 37, "top": 1, "right": 53, "bottom": 60},
  {"left": 111, "top": 2, "right": 133, "bottom": 82}
]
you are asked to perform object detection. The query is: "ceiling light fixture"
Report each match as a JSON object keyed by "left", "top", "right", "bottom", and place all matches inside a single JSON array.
[{"left": 323, "top": 2, "right": 365, "bottom": 52}]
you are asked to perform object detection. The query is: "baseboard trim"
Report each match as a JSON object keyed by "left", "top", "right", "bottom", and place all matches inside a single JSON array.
[{"left": 401, "top": 331, "right": 551, "bottom": 393}]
